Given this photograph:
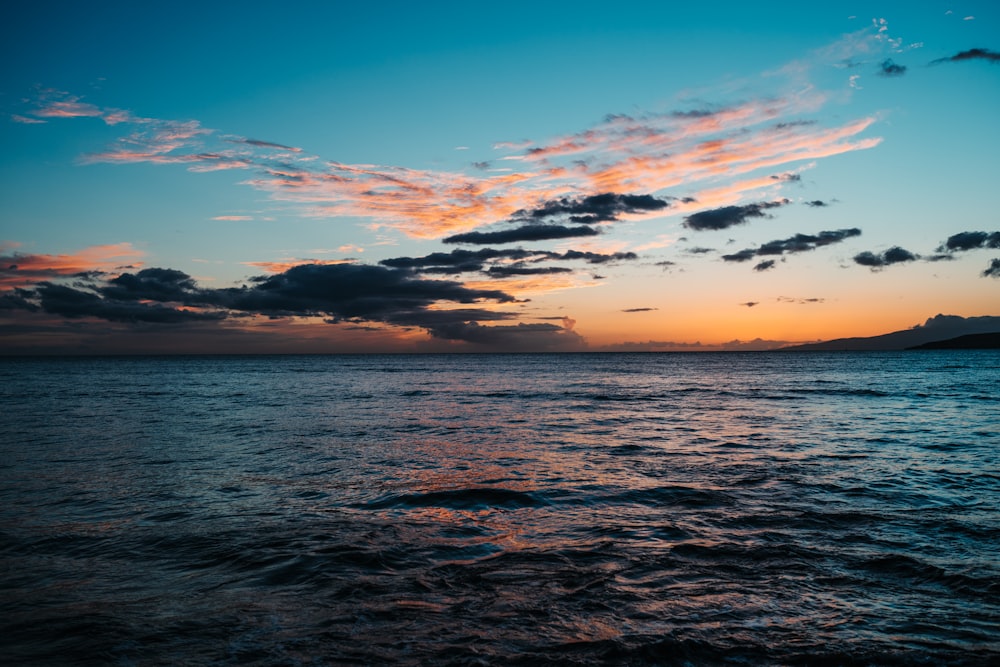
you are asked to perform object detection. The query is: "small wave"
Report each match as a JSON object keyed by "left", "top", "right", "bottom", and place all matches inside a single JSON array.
[
  {"left": 598, "top": 485, "right": 732, "bottom": 508},
  {"left": 786, "top": 387, "right": 891, "bottom": 397},
  {"left": 361, "top": 487, "right": 547, "bottom": 510},
  {"left": 857, "top": 554, "right": 998, "bottom": 599}
]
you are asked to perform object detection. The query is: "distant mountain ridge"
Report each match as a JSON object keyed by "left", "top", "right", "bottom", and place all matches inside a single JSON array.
[{"left": 780, "top": 315, "right": 1000, "bottom": 351}]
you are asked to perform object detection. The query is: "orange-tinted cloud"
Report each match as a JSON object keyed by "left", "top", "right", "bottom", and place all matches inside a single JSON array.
[
  {"left": 0, "top": 242, "right": 145, "bottom": 288},
  {"left": 21, "top": 72, "right": 882, "bottom": 242},
  {"left": 242, "top": 258, "right": 357, "bottom": 274}
]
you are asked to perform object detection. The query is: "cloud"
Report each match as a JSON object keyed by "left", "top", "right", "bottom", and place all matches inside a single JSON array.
[
  {"left": 420, "top": 321, "right": 585, "bottom": 352},
  {"left": 11, "top": 114, "right": 47, "bottom": 124},
  {"left": 82, "top": 119, "right": 215, "bottom": 166},
  {"left": 931, "top": 48, "right": 1000, "bottom": 64},
  {"left": 43, "top": 263, "right": 583, "bottom": 349},
  {"left": 381, "top": 248, "right": 535, "bottom": 273},
  {"left": 777, "top": 296, "right": 825, "bottom": 304},
  {"left": 101, "top": 268, "right": 199, "bottom": 302},
  {"left": 512, "top": 192, "right": 672, "bottom": 224},
  {"left": 771, "top": 172, "right": 801, "bottom": 182},
  {"left": 937, "top": 231, "right": 1000, "bottom": 252},
  {"left": 722, "top": 228, "right": 861, "bottom": 263},
  {"left": 443, "top": 224, "right": 599, "bottom": 245},
  {"left": 30, "top": 96, "right": 105, "bottom": 120},
  {"left": 379, "top": 248, "right": 638, "bottom": 278},
  {"left": 722, "top": 249, "right": 757, "bottom": 262},
  {"left": 683, "top": 199, "right": 789, "bottom": 231},
  {"left": 486, "top": 265, "right": 573, "bottom": 277},
  {"left": 216, "top": 263, "right": 516, "bottom": 319},
  {"left": 739, "top": 302, "right": 759, "bottom": 307},
  {"left": 22, "top": 84, "right": 883, "bottom": 241},
  {"left": 231, "top": 138, "right": 302, "bottom": 152},
  {"left": 7, "top": 262, "right": 560, "bottom": 348},
  {"left": 853, "top": 246, "right": 918, "bottom": 268},
  {"left": 753, "top": 260, "right": 776, "bottom": 271},
  {"left": 983, "top": 259, "right": 1000, "bottom": 278},
  {"left": 0, "top": 290, "right": 39, "bottom": 311},
  {"left": 33, "top": 282, "right": 226, "bottom": 323},
  {"left": 878, "top": 59, "right": 907, "bottom": 76},
  {"left": 557, "top": 250, "right": 638, "bottom": 264},
  {"left": 804, "top": 200, "right": 830, "bottom": 207},
  {"left": 0, "top": 243, "right": 145, "bottom": 289},
  {"left": 622, "top": 307, "right": 657, "bottom": 312},
  {"left": 756, "top": 228, "right": 861, "bottom": 255}
]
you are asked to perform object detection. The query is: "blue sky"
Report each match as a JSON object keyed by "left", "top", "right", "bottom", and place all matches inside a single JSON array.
[{"left": 1, "top": 2, "right": 998, "bottom": 353}]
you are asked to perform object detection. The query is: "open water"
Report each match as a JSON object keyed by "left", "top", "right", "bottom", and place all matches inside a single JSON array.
[{"left": 1, "top": 352, "right": 998, "bottom": 665}]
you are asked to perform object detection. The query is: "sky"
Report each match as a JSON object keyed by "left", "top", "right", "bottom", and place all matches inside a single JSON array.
[{"left": 1, "top": 1, "right": 998, "bottom": 353}]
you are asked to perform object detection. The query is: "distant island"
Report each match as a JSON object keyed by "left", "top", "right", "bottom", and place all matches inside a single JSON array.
[
  {"left": 907, "top": 332, "right": 1000, "bottom": 350},
  {"left": 781, "top": 314, "right": 1000, "bottom": 351}
]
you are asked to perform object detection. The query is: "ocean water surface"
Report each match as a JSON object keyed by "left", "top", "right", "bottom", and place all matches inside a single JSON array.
[{"left": 1, "top": 352, "right": 998, "bottom": 665}]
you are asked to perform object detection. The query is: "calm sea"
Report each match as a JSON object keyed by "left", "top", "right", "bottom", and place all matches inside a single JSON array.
[{"left": 1, "top": 352, "right": 998, "bottom": 665}]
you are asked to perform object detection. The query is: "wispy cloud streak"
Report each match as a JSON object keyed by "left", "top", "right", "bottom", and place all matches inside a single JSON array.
[{"left": 17, "top": 73, "right": 882, "bottom": 241}]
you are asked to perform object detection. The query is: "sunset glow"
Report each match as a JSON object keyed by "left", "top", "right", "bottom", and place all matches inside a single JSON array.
[{"left": 2, "top": 3, "right": 997, "bottom": 353}]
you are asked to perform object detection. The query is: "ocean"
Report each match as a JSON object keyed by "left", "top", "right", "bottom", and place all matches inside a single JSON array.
[{"left": 1, "top": 352, "right": 997, "bottom": 665}]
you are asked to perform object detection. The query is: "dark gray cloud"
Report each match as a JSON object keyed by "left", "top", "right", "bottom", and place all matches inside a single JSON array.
[
  {"left": 722, "top": 228, "right": 862, "bottom": 263},
  {"left": 380, "top": 248, "right": 637, "bottom": 273},
  {"left": 722, "top": 249, "right": 757, "bottom": 262},
  {"left": 439, "top": 190, "right": 669, "bottom": 250},
  {"left": 0, "top": 290, "right": 39, "bottom": 311},
  {"left": 102, "top": 267, "right": 199, "bottom": 302},
  {"left": 853, "top": 246, "right": 918, "bottom": 268},
  {"left": 558, "top": 250, "right": 638, "bottom": 264},
  {"left": 683, "top": 199, "right": 789, "bottom": 231},
  {"left": 443, "top": 224, "right": 599, "bottom": 245},
  {"left": 686, "top": 247, "right": 716, "bottom": 255},
  {"left": 773, "top": 120, "right": 819, "bottom": 130},
  {"left": 486, "top": 265, "right": 573, "bottom": 277},
  {"left": 670, "top": 109, "right": 716, "bottom": 119},
  {"left": 513, "top": 192, "right": 672, "bottom": 224},
  {"left": 232, "top": 138, "right": 301, "bottom": 152},
  {"left": 425, "top": 321, "right": 585, "bottom": 351},
  {"left": 757, "top": 228, "right": 862, "bottom": 255},
  {"left": 217, "top": 263, "right": 515, "bottom": 319},
  {"left": 804, "top": 200, "right": 830, "bottom": 207},
  {"left": 931, "top": 48, "right": 1000, "bottom": 65},
  {"left": 777, "top": 297, "right": 825, "bottom": 304},
  {"left": 33, "top": 282, "right": 226, "bottom": 323},
  {"left": 8, "top": 263, "right": 575, "bottom": 347},
  {"left": 878, "top": 58, "right": 907, "bottom": 76},
  {"left": 740, "top": 301, "right": 759, "bottom": 308},
  {"left": 937, "top": 231, "right": 1000, "bottom": 252},
  {"left": 753, "top": 260, "right": 776, "bottom": 272},
  {"left": 622, "top": 307, "right": 657, "bottom": 312},
  {"left": 381, "top": 248, "right": 536, "bottom": 273},
  {"left": 771, "top": 173, "right": 801, "bottom": 182},
  {"left": 983, "top": 259, "right": 1000, "bottom": 278}
]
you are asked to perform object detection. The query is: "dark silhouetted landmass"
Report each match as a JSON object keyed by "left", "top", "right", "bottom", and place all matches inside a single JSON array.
[
  {"left": 781, "top": 314, "right": 1000, "bottom": 351},
  {"left": 908, "top": 332, "right": 1000, "bottom": 350}
]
